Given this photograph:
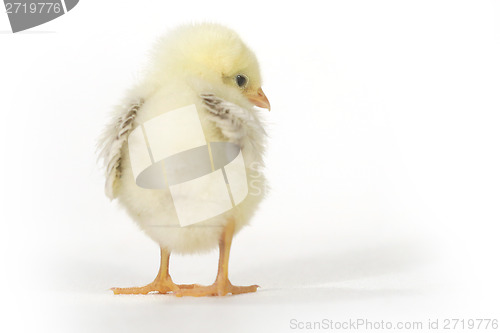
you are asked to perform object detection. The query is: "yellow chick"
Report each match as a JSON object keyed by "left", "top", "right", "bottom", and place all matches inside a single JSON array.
[{"left": 98, "top": 23, "right": 270, "bottom": 296}]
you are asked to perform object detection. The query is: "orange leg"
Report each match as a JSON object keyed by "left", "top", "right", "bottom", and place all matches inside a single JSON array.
[
  {"left": 111, "top": 248, "right": 195, "bottom": 295},
  {"left": 175, "top": 219, "right": 259, "bottom": 297}
]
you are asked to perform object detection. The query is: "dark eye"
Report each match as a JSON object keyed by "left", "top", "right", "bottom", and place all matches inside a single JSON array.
[{"left": 235, "top": 74, "right": 248, "bottom": 88}]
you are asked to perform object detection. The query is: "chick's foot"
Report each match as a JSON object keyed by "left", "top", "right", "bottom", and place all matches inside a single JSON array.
[
  {"left": 174, "top": 279, "right": 259, "bottom": 297},
  {"left": 112, "top": 277, "right": 196, "bottom": 295}
]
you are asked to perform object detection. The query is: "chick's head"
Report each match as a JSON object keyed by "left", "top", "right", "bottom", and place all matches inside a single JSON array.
[{"left": 148, "top": 23, "right": 270, "bottom": 110}]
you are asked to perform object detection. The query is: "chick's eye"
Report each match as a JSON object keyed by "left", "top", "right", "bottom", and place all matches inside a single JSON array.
[{"left": 235, "top": 74, "right": 248, "bottom": 88}]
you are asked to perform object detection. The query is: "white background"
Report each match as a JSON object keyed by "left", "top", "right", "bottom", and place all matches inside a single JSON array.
[{"left": 1, "top": 1, "right": 499, "bottom": 332}]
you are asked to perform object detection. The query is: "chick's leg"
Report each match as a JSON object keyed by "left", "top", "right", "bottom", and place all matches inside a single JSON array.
[
  {"left": 111, "top": 248, "right": 194, "bottom": 295},
  {"left": 175, "top": 219, "right": 259, "bottom": 297}
]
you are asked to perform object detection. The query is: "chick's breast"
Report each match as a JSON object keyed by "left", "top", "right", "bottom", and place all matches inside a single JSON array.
[{"left": 115, "top": 83, "right": 266, "bottom": 254}]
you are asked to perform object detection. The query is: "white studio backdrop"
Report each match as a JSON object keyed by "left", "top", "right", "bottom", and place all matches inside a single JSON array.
[{"left": 1, "top": 1, "right": 499, "bottom": 332}]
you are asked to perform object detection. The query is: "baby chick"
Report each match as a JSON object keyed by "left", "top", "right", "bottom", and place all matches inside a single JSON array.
[{"left": 98, "top": 23, "right": 270, "bottom": 297}]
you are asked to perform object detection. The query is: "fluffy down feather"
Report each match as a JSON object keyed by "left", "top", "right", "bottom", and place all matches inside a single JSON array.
[{"left": 98, "top": 23, "right": 268, "bottom": 254}]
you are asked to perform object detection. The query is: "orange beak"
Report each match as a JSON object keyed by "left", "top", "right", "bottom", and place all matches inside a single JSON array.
[{"left": 246, "top": 87, "right": 271, "bottom": 111}]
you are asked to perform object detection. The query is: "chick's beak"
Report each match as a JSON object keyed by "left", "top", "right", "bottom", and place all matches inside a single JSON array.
[{"left": 246, "top": 88, "right": 271, "bottom": 111}]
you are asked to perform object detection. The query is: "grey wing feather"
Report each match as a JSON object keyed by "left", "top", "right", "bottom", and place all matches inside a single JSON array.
[
  {"left": 200, "top": 93, "right": 266, "bottom": 145},
  {"left": 98, "top": 99, "right": 144, "bottom": 199}
]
